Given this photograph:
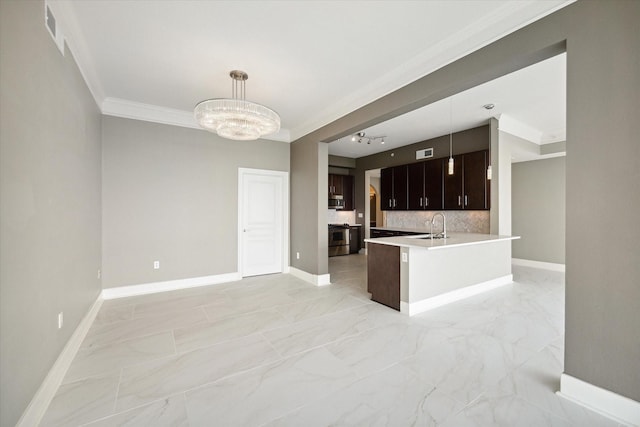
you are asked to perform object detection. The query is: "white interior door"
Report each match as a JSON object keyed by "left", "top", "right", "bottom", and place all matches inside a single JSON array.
[{"left": 239, "top": 169, "right": 287, "bottom": 277}]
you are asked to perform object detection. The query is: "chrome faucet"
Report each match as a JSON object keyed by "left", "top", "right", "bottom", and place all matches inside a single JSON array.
[{"left": 430, "top": 212, "right": 447, "bottom": 239}]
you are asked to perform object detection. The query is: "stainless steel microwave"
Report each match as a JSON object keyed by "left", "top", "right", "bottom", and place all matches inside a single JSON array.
[{"left": 329, "top": 195, "right": 344, "bottom": 209}]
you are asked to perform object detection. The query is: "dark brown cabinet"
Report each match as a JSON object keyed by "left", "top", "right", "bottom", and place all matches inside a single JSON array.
[
  {"left": 380, "top": 150, "right": 488, "bottom": 211},
  {"left": 349, "top": 226, "right": 360, "bottom": 254},
  {"left": 342, "top": 175, "right": 354, "bottom": 210},
  {"left": 463, "top": 150, "right": 489, "bottom": 209},
  {"left": 367, "top": 243, "right": 400, "bottom": 311},
  {"left": 381, "top": 165, "right": 407, "bottom": 210},
  {"left": 408, "top": 161, "right": 444, "bottom": 210},
  {"left": 407, "top": 163, "right": 424, "bottom": 210},
  {"left": 444, "top": 150, "right": 489, "bottom": 210},
  {"left": 328, "top": 174, "right": 354, "bottom": 210},
  {"left": 328, "top": 174, "right": 343, "bottom": 196},
  {"left": 444, "top": 155, "right": 464, "bottom": 209}
]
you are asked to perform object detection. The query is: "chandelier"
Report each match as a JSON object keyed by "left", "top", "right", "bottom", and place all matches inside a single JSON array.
[{"left": 194, "top": 70, "right": 280, "bottom": 141}]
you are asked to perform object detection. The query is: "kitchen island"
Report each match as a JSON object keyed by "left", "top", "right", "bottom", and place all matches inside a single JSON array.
[{"left": 364, "top": 232, "right": 519, "bottom": 316}]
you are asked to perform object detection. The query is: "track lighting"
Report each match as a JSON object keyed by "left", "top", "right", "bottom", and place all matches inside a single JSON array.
[{"left": 347, "top": 131, "right": 387, "bottom": 145}]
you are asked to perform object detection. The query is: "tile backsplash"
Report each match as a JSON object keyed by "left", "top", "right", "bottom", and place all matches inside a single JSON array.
[
  {"left": 327, "top": 209, "right": 356, "bottom": 225},
  {"left": 384, "top": 211, "right": 490, "bottom": 233}
]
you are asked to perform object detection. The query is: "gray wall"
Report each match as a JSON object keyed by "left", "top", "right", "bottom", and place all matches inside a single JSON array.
[
  {"left": 0, "top": 1, "right": 103, "bottom": 426},
  {"left": 290, "top": 141, "right": 328, "bottom": 275},
  {"left": 512, "top": 157, "right": 566, "bottom": 264},
  {"left": 102, "top": 117, "right": 289, "bottom": 288},
  {"left": 563, "top": 1, "right": 639, "bottom": 400},
  {"left": 290, "top": 0, "right": 640, "bottom": 402}
]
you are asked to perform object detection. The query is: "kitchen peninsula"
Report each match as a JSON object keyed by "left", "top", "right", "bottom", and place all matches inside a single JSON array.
[{"left": 365, "top": 231, "right": 519, "bottom": 316}]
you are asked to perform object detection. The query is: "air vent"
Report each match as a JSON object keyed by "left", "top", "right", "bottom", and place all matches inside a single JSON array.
[
  {"left": 416, "top": 148, "right": 434, "bottom": 160},
  {"left": 45, "top": 2, "right": 65, "bottom": 55},
  {"left": 46, "top": 4, "right": 56, "bottom": 37}
]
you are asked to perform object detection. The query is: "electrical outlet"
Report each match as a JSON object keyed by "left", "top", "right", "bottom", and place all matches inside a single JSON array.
[
  {"left": 358, "top": 213, "right": 363, "bottom": 218},
  {"left": 402, "top": 252, "right": 408, "bottom": 263},
  {"left": 296, "top": 252, "right": 300, "bottom": 260},
  {"left": 153, "top": 261, "right": 160, "bottom": 269},
  {"left": 58, "top": 312, "right": 63, "bottom": 329},
  {"left": 97, "top": 269, "right": 101, "bottom": 279}
]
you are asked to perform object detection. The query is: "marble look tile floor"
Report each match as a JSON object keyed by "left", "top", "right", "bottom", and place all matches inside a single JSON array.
[{"left": 40, "top": 255, "right": 625, "bottom": 426}]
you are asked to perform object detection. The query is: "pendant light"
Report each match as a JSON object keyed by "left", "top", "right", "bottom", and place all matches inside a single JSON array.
[
  {"left": 484, "top": 103, "right": 495, "bottom": 180},
  {"left": 448, "top": 98, "right": 455, "bottom": 175},
  {"left": 194, "top": 70, "right": 280, "bottom": 141}
]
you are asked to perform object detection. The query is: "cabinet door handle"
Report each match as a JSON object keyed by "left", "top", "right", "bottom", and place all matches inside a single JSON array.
[
  {"left": 419, "top": 197, "right": 422, "bottom": 207},
  {"left": 389, "top": 199, "right": 392, "bottom": 208},
  {"left": 465, "top": 195, "right": 468, "bottom": 206},
  {"left": 426, "top": 197, "right": 429, "bottom": 207},
  {"left": 458, "top": 195, "right": 461, "bottom": 206},
  {"left": 393, "top": 199, "right": 397, "bottom": 208}
]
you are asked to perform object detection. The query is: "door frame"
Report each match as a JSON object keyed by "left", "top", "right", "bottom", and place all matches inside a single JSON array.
[
  {"left": 237, "top": 168, "right": 289, "bottom": 277},
  {"left": 364, "top": 169, "right": 381, "bottom": 246}
]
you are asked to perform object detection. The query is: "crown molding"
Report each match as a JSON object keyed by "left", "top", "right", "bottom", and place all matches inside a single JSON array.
[
  {"left": 102, "top": 97, "right": 201, "bottom": 129},
  {"left": 101, "top": 98, "right": 291, "bottom": 142},
  {"left": 498, "top": 114, "right": 544, "bottom": 144}
]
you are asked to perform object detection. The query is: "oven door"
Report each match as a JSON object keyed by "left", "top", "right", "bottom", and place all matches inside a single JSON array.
[
  {"left": 328, "top": 227, "right": 350, "bottom": 256},
  {"left": 328, "top": 228, "right": 349, "bottom": 246}
]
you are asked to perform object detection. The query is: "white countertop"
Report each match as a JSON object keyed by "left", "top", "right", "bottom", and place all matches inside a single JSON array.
[{"left": 365, "top": 232, "right": 519, "bottom": 251}]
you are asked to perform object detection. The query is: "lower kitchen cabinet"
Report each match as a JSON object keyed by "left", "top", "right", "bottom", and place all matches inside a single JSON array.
[
  {"left": 367, "top": 243, "right": 400, "bottom": 310},
  {"left": 349, "top": 226, "right": 361, "bottom": 254}
]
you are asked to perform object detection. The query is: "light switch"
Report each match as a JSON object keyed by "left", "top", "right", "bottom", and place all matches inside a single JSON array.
[{"left": 402, "top": 252, "right": 408, "bottom": 262}]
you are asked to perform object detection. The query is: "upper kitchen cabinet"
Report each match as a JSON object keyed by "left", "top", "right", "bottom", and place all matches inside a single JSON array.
[
  {"left": 408, "top": 160, "right": 444, "bottom": 210},
  {"left": 381, "top": 165, "right": 408, "bottom": 210},
  {"left": 342, "top": 175, "right": 354, "bottom": 210},
  {"left": 444, "top": 150, "right": 490, "bottom": 210},
  {"left": 328, "top": 173, "right": 355, "bottom": 210},
  {"left": 328, "top": 174, "right": 343, "bottom": 196}
]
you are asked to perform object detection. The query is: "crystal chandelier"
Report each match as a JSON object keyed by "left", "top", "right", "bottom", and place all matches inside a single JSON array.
[{"left": 194, "top": 70, "right": 280, "bottom": 141}]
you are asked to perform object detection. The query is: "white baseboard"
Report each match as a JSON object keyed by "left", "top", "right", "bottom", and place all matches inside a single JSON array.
[
  {"left": 289, "top": 267, "right": 331, "bottom": 286},
  {"left": 400, "top": 275, "right": 513, "bottom": 316},
  {"left": 512, "top": 258, "right": 565, "bottom": 272},
  {"left": 16, "top": 295, "right": 103, "bottom": 427},
  {"left": 558, "top": 373, "right": 640, "bottom": 426},
  {"left": 101, "top": 272, "right": 242, "bottom": 299}
]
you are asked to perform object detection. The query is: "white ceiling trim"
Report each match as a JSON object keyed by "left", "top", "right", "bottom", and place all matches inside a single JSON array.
[
  {"left": 498, "top": 114, "right": 544, "bottom": 144},
  {"left": 45, "top": 0, "right": 105, "bottom": 107},
  {"left": 102, "top": 97, "right": 291, "bottom": 142},
  {"left": 540, "top": 127, "right": 567, "bottom": 144},
  {"left": 512, "top": 151, "right": 566, "bottom": 164},
  {"left": 102, "top": 97, "right": 200, "bottom": 129}
]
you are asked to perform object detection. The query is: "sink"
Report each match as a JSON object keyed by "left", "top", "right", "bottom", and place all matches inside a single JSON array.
[{"left": 406, "top": 234, "right": 445, "bottom": 239}]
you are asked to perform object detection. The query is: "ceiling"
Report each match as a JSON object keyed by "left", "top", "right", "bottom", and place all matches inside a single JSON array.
[
  {"left": 328, "top": 52, "right": 567, "bottom": 158},
  {"left": 51, "top": 0, "right": 573, "bottom": 149}
]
